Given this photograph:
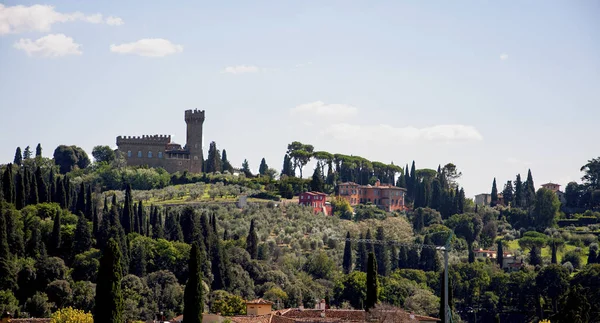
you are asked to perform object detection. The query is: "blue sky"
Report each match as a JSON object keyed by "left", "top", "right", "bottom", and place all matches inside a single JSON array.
[{"left": 1, "top": 0, "right": 599, "bottom": 197}]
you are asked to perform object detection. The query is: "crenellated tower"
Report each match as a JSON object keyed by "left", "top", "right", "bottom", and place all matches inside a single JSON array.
[{"left": 185, "top": 109, "right": 205, "bottom": 173}]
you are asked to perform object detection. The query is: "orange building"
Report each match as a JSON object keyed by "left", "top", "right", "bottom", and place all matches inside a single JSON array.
[{"left": 338, "top": 179, "right": 406, "bottom": 211}]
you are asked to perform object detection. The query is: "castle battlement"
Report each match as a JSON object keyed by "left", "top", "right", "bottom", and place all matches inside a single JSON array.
[
  {"left": 116, "top": 134, "right": 172, "bottom": 146},
  {"left": 185, "top": 109, "right": 205, "bottom": 122}
]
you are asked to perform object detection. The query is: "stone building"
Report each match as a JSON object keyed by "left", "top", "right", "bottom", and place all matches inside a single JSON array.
[
  {"left": 116, "top": 109, "right": 205, "bottom": 173},
  {"left": 337, "top": 179, "right": 406, "bottom": 211}
]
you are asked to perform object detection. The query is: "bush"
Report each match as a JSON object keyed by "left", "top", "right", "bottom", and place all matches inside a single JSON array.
[
  {"left": 561, "top": 250, "right": 582, "bottom": 269},
  {"left": 50, "top": 307, "right": 93, "bottom": 323}
]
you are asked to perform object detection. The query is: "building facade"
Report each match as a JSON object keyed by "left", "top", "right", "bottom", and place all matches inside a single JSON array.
[
  {"left": 116, "top": 109, "right": 205, "bottom": 173},
  {"left": 337, "top": 179, "right": 406, "bottom": 211},
  {"left": 475, "top": 193, "right": 491, "bottom": 206},
  {"left": 299, "top": 191, "right": 331, "bottom": 215}
]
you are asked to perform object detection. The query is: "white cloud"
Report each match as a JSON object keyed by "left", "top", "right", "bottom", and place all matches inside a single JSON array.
[
  {"left": 322, "top": 123, "right": 483, "bottom": 143},
  {"left": 0, "top": 4, "right": 123, "bottom": 35},
  {"left": 222, "top": 65, "right": 260, "bottom": 74},
  {"left": 290, "top": 101, "right": 358, "bottom": 119},
  {"left": 105, "top": 16, "right": 124, "bottom": 26},
  {"left": 500, "top": 53, "right": 509, "bottom": 60},
  {"left": 13, "top": 33, "right": 82, "bottom": 57},
  {"left": 110, "top": 38, "right": 183, "bottom": 57}
]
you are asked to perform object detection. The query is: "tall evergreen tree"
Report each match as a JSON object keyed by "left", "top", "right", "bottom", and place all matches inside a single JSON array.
[
  {"left": 396, "top": 171, "right": 406, "bottom": 188},
  {"left": 180, "top": 207, "right": 199, "bottom": 244},
  {"left": 2, "top": 165, "right": 15, "bottom": 204},
  {"left": 51, "top": 209, "right": 62, "bottom": 255},
  {"left": 365, "top": 229, "right": 375, "bottom": 256},
  {"left": 502, "top": 181, "right": 514, "bottom": 206},
  {"left": 137, "top": 201, "right": 145, "bottom": 235},
  {"left": 76, "top": 182, "right": 86, "bottom": 216},
  {"left": 165, "top": 211, "right": 183, "bottom": 242},
  {"left": 14, "top": 147, "right": 23, "bottom": 166},
  {"left": 407, "top": 247, "right": 420, "bottom": 269},
  {"left": 310, "top": 165, "right": 324, "bottom": 192},
  {"left": 73, "top": 212, "right": 92, "bottom": 255},
  {"left": 374, "top": 227, "right": 389, "bottom": 276},
  {"left": 246, "top": 219, "right": 258, "bottom": 259},
  {"left": 94, "top": 238, "right": 124, "bottom": 323},
  {"left": 457, "top": 188, "right": 465, "bottom": 214},
  {"left": 281, "top": 154, "right": 294, "bottom": 177},
  {"left": 210, "top": 234, "right": 227, "bottom": 291},
  {"left": 26, "top": 227, "right": 42, "bottom": 259},
  {"left": 419, "top": 236, "right": 440, "bottom": 272},
  {"left": 85, "top": 185, "right": 93, "bottom": 221},
  {"left": 183, "top": 243, "right": 204, "bottom": 323},
  {"left": 409, "top": 161, "right": 416, "bottom": 200},
  {"left": 205, "top": 141, "right": 222, "bottom": 173},
  {"left": 48, "top": 168, "right": 56, "bottom": 203},
  {"left": 221, "top": 149, "right": 233, "bottom": 173},
  {"left": 0, "top": 210, "right": 16, "bottom": 291},
  {"left": 56, "top": 176, "right": 67, "bottom": 209},
  {"left": 35, "top": 143, "right": 42, "bottom": 158},
  {"left": 490, "top": 178, "right": 498, "bottom": 207},
  {"left": 356, "top": 232, "right": 367, "bottom": 272},
  {"left": 365, "top": 252, "right": 378, "bottom": 311},
  {"left": 241, "top": 159, "right": 252, "bottom": 177},
  {"left": 130, "top": 242, "right": 147, "bottom": 277},
  {"left": 23, "top": 146, "right": 32, "bottom": 159},
  {"left": 259, "top": 158, "right": 268, "bottom": 176},
  {"left": 93, "top": 204, "right": 100, "bottom": 241},
  {"left": 497, "top": 240, "right": 504, "bottom": 268},
  {"left": 430, "top": 179, "right": 442, "bottom": 210},
  {"left": 133, "top": 202, "right": 140, "bottom": 234},
  {"left": 15, "top": 171, "right": 26, "bottom": 209},
  {"left": 398, "top": 245, "right": 408, "bottom": 269},
  {"left": 524, "top": 169, "right": 536, "bottom": 208},
  {"left": 514, "top": 174, "right": 524, "bottom": 208},
  {"left": 122, "top": 184, "right": 133, "bottom": 234},
  {"left": 342, "top": 231, "right": 353, "bottom": 274}
]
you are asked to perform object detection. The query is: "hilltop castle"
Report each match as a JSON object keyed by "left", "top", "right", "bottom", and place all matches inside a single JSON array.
[{"left": 116, "top": 109, "right": 205, "bottom": 173}]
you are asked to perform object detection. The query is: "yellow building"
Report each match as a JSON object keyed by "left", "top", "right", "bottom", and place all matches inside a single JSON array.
[{"left": 246, "top": 299, "right": 274, "bottom": 316}]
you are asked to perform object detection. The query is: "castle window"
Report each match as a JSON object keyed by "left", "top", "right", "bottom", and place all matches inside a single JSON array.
[
  {"left": 138, "top": 151, "right": 142, "bottom": 158},
  {"left": 158, "top": 152, "right": 163, "bottom": 159},
  {"left": 148, "top": 151, "right": 153, "bottom": 158},
  {"left": 127, "top": 151, "right": 131, "bottom": 158}
]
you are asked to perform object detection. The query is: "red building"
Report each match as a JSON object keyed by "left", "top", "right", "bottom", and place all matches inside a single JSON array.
[
  {"left": 299, "top": 191, "right": 331, "bottom": 215},
  {"left": 338, "top": 179, "right": 406, "bottom": 211}
]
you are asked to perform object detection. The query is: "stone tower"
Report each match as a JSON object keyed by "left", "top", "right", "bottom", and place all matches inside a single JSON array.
[{"left": 185, "top": 109, "right": 205, "bottom": 173}]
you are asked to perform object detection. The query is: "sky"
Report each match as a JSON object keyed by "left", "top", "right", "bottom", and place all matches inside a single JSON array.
[{"left": 1, "top": 0, "right": 599, "bottom": 198}]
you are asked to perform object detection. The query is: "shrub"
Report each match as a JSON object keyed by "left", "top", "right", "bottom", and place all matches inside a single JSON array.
[
  {"left": 561, "top": 250, "right": 582, "bottom": 269},
  {"left": 50, "top": 307, "right": 93, "bottom": 323}
]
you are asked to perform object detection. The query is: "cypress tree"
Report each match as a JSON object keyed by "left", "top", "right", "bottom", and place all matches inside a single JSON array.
[
  {"left": 389, "top": 246, "right": 399, "bottom": 271},
  {"left": 165, "top": 211, "right": 183, "bottom": 242},
  {"left": 282, "top": 154, "right": 293, "bottom": 177},
  {"left": 122, "top": 184, "right": 133, "bottom": 234},
  {"left": 130, "top": 243, "right": 147, "bottom": 277},
  {"left": 356, "top": 232, "right": 367, "bottom": 272},
  {"left": 2, "top": 165, "right": 15, "bottom": 204},
  {"left": 457, "top": 188, "right": 465, "bottom": 214},
  {"left": 221, "top": 149, "right": 233, "bottom": 173},
  {"left": 365, "top": 252, "right": 378, "bottom": 311},
  {"left": 14, "top": 147, "right": 23, "bottom": 166},
  {"left": 28, "top": 168, "right": 39, "bottom": 205},
  {"left": 76, "top": 182, "right": 86, "bottom": 216},
  {"left": 56, "top": 177, "right": 67, "bottom": 209},
  {"left": 310, "top": 165, "right": 324, "bottom": 192},
  {"left": 153, "top": 208, "right": 165, "bottom": 239},
  {"left": 180, "top": 207, "right": 199, "bottom": 244},
  {"left": 0, "top": 210, "right": 17, "bottom": 291},
  {"left": 342, "top": 231, "right": 353, "bottom": 274},
  {"left": 51, "top": 209, "right": 62, "bottom": 255},
  {"left": 409, "top": 161, "right": 416, "bottom": 199},
  {"left": 490, "top": 178, "right": 498, "bottom": 207},
  {"left": 396, "top": 171, "right": 406, "bottom": 188},
  {"left": 398, "top": 245, "right": 408, "bottom": 269},
  {"left": 524, "top": 169, "right": 536, "bottom": 208},
  {"left": 497, "top": 240, "right": 504, "bottom": 268},
  {"left": 205, "top": 141, "right": 222, "bottom": 173},
  {"left": 133, "top": 202, "right": 139, "bottom": 234},
  {"left": 514, "top": 174, "right": 524, "bottom": 208},
  {"left": 259, "top": 158, "right": 268, "bottom": 176},
  {"left": 73, "top": 212, "right": 92, "bottom": 255},
  {"left": 137, "top": 201, "right": 144, "bottom": 235},
  {"left": 85, "top": 185, "right": 93, "bottom": 220},
  {"left": 407, "top": 247, "right": 420, "bottom": 269},
  {"left": 529, "top": 246, "right": 542, "bottom": 266},
  {"left": 184, "top": 243, "right": 204, "bottom": 323},
  {"left": 15, "top": 171, "right": 26, "bottom": 209},
  {"left": 210, "top": 234, "right": 226, "bottom": 291},
  {"left": 374, "top": 227, "right": 389, "bottom": 276},
  {"left": 94, "top": 238, "right": 124, "bottom": 323},
  {"left": 93, "top": 206, "right": 100, "bottom": 241},
  {"left": 48, "top": 168, "right": 56, "bottom": 203},
  {"left": 26, "top": 226, "right": 42, "bottom": 259},
  {"left": 35, "top": 143, "right": 42, "bottom": 158},
  {"left": 246, "top": 219, "right": 258, "bottom": 259}
]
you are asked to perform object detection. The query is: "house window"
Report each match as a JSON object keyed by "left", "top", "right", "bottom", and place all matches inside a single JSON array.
[
  {"left": 148, "top": 151, "right": 153, "bottom": 158},
  {"left": 307, "top": 196, "right": 311, "bottom": 200},
  {"left": 127, "top": 151, "right": 131, "bottom": 157},
  {"left": 137, "top": 151, "right": 142, "bottom": 158}
]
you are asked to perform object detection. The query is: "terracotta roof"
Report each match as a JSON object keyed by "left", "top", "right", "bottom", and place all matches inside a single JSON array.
[
  {"left": 230, "top": 314, "right": 272, "bottom": 323},
  {"left": 247, "top": 298, "right": 274, "bottom": 305}
]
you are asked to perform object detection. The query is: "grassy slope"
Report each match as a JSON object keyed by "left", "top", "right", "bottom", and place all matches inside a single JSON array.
[{"left": 505, "top": 239, "right": 589, "bottom": 265}]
